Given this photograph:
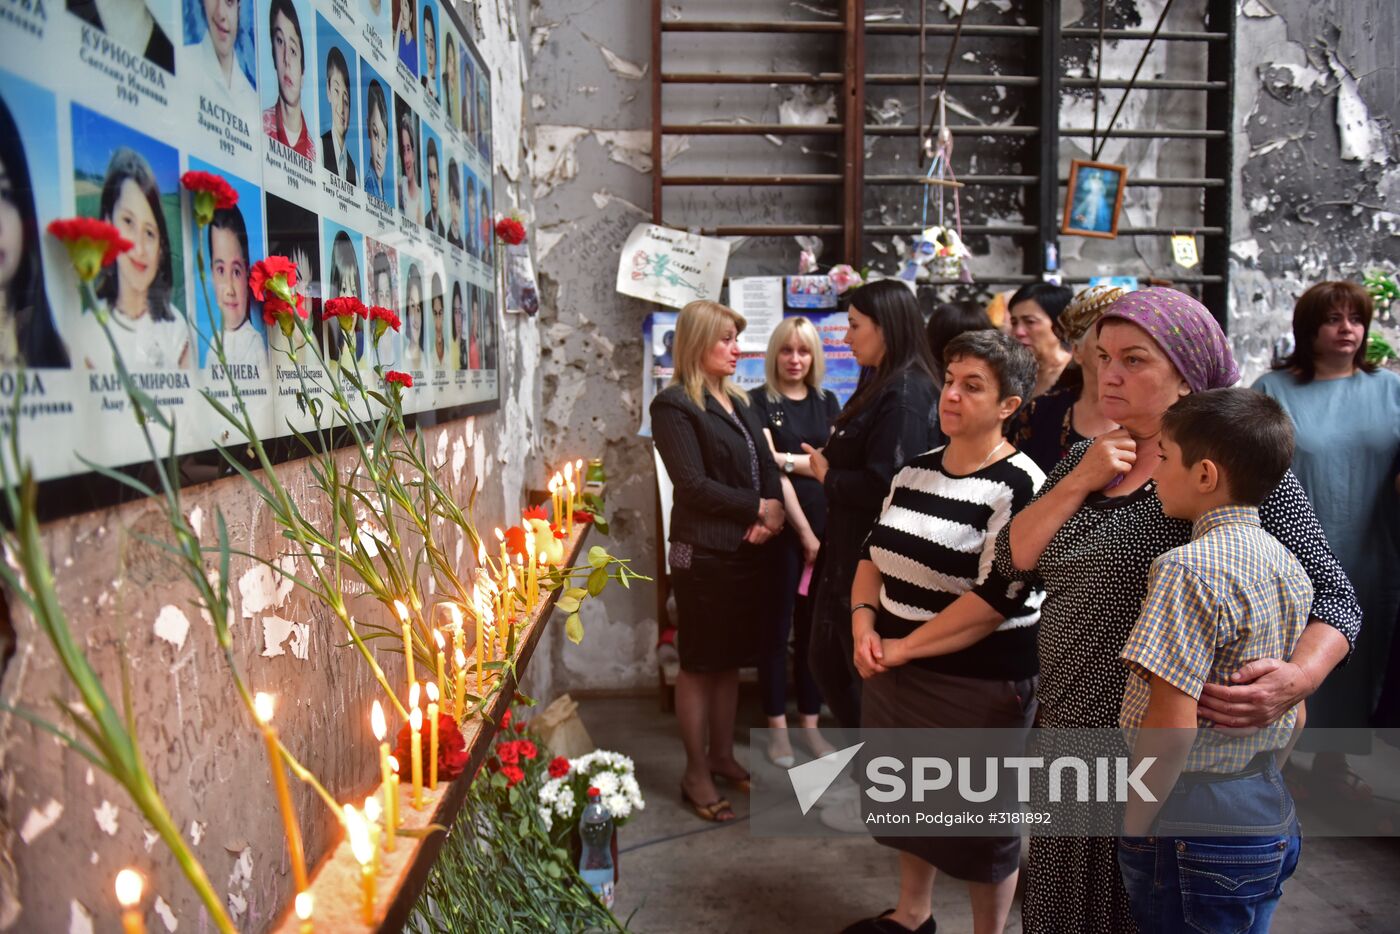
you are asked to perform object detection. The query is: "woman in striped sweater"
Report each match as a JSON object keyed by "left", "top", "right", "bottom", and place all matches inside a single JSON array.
[{"left": 843, "top": 330, "right": 1045, "bottom": 934}]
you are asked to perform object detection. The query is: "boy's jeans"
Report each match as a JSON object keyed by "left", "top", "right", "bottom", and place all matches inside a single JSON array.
[{"left": 1117, "top": 756, "right": 1301, "bottom": 934}]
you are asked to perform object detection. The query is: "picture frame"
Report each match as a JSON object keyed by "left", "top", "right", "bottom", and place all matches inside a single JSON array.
[{"left": 1062, "top": 159, "right": 1126, "bottom": 239}]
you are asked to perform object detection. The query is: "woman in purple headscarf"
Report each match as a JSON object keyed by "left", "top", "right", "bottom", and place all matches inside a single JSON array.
[{"left": 991, "top": 288, "right": 1361, "bottom": 934}]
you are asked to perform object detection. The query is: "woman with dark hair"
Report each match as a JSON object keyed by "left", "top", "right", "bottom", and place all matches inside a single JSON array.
[
  {"left": 804, "top": 279, "right": 939, "bottom": 732},
  {"left": 848, "top": 330, "right": 1043, "bottom": 934},
  {"left": 90, "top": 147, "right": 190, "bottom": 370},
  {"left": 1254, "top": 280, "right": 1400, "bottom": 796},
  {"left": 0, "top": 97, "right": 69, "bottom": 368},
  {"left": 925, "top": 300, "right": 993, "bottom": 447},
  {"left": 325, "top": 230, "right": 363, "bottom": 363},
  {"left": 430, "top": 271, "right": 446, "bottom": 366},
  {"left": 1004, "top": 285, "right": 1074, "bottom": 468},
  {"left": 397, "top": 104, "right": 422, "bottom": 225},
  {"left": 467, "top": 286, "right": 481, "bottom": 369},
  {"left": 1010, "top": 284, "right": 1124, "bottom": 473},
  {"left": 402, "top": 261, "right": 423, "bottom": 368},
  {"left": 451, "top": 281, "right": 466, "bottom": 368}
]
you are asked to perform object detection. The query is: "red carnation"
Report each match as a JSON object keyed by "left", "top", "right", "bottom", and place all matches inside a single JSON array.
[
  {"left": 181, "top": 171, "right": 238, "bottom": 226},
  {"left": 500, "top": 709, "right": 512, "bottom": 729},
  {"left": 386, "top": 370, "right": 414, "bottom": 388},
  {"left": 517, "top": 739, "right": 537, "bottom": 759},
  {"left": 522, "top": 505, "right": 548, "bottom": 522},
  {"left": 262, "top": 293, "right": 308, "bottom": 337},
  {"left": 502, "top": 765, "right": 526, "bottom": 787},
  {"left": 249, "top": 256, "right": 298, "bottom": 303},
  {"left": 47, "top": 218, "right": 132, "bottom": 283},
  {"left": 574, "top": 510, "right": 595, "bottom": 525},
  {"left": 548, "top": 756, "right": 570, "bottom": 779},
  {"left": 181, "top": 171, "right": 238, "bottom": 209},
  {"left": 394, "top": 712, "right": 469, "bottom": 782},
  {"left": 496, "top": 741, "right": 520, "bottom": 766},
  {"left": 503, "top": 526, "right": 527, "bottom": 557},
  {"left": 324, "top": 296, "right": 367, "bottom": 334},
  {"left": 368, "top": 305, "right": 401, "bottom": 342},
  {"left": 494, "top": 216, "right": 526, "bottom": 246}
]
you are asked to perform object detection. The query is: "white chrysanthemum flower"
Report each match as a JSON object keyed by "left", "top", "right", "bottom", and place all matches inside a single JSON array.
[
  {"left": 605, "top": 794, "right": 631, "bottom": 819},
  {"left": 592, "top": 771, "right": 619, "bottom": 796},
  {"left": 539, "top": 778, "right": 560, "bottom": 804},
  {"left": 537, "top": 806, "right": 553, "bottom": 832},
  {"left": 554, "top": 787, "right": 576, "bottom": 819}
]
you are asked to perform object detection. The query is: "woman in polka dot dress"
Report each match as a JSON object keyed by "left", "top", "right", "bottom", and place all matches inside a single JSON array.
[{"left": 993, "top": 288, "right": 1361, "bottom": 933}]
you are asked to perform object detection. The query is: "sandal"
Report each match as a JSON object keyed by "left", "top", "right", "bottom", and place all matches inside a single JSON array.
[
  {"left": 711, "top": 767, "right": 752, "bottom": 793},
  {"left": 681, "top": 787, "right": 735, "bottom": 822}
]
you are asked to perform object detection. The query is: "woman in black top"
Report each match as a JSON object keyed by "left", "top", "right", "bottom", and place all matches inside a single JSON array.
[
  {"left": 804, "top": 279, "right": 939, "bottom": 728},
  {"left": 651, "top": 300, "right": 785, "bottom": 823},
  {"left": 752, "top": 316, "right": 842, "bottom": 767}
]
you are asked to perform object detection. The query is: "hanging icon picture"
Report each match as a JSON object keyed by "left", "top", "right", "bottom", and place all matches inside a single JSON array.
[
  {"left": 1171, "top": 234, "right": 1200, "bottom": 269},
  {"left": 1062, "top": 160, "right": 1127, "bottom": 239}
]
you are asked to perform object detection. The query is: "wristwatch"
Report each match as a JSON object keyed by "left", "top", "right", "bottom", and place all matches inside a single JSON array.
[{"left": 783, "top": 453, "right": 795, "bottom": 475}]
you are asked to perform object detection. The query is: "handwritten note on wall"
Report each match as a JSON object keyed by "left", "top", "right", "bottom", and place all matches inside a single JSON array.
[{"left": 615, "top": 224, "right": 731, "bottom": 308}]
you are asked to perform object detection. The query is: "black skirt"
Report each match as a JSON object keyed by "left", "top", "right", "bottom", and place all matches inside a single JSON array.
[
  {"left": 671, "top": 542, "right": 776, "bottom": 672},
  {"left": 861, "top": 666, "right": 1038, "bottom": 882}
]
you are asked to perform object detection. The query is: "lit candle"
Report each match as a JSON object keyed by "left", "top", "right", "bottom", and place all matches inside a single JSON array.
[
  {"left": 363, "top": 795, "right": 382, "bottom": 876},
  {"left": 566, "top": 480, "right": 576, "bottom": 536},
  {"left": 344, "top": 804, "right": 376, "bottom": 925},
  {"left": 387, "top": 756, "right": 401, "bottom": 829},
  {"left": 576, "top": 458, "right": 584, "bottom": 480},
  {"left": 524, "top": 534, "right": 537, "bottom": 611},
  {"left": 394, "top": 599, "right": 415, "bottom": 690},
  {"left": 454, "top": 647, "right": 468, "bottom": 720},
  {"left": 494, "top": 527, "right": 508, "bottom": 586},
  {"left": 563, "top": 460, "right": 573, "bottom": 498},
  {"left": 409, "top": 705, "right": 424, "bottom": 808},
  {"left": 433, "top": 629, "right": 447, "bottom": 707},
  {"left": 294, "top": 891, "right": 314, "bottom": 934},
  {"left": 254, "top": 693, "right": 309, "bottom": 894},
  {"left": 115, "top": 868, "right": 145, "bottom": 934},
  {"left": 425, "top": 682, "right": 440, "bottom": 790},
  {"left": 548, "top": 476, "right": 558, "bottom": 522},
  {"left": 473, "top": 587, "right": 485, "bottom": 694},
  {"left": 371, "top": 701, "right": 395, "bottom": 852},
  {"left": 505, "top": 563, "right": 518, "bottom": 622}
]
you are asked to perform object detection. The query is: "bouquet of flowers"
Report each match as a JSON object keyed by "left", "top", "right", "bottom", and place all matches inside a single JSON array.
[{"left": 537, "top": 749, "right": 645, "bottom": 840}]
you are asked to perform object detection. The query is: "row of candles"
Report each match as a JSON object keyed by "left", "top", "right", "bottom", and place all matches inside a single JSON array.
[{"left": 113, "top": 459, "right": 588, "bottom": 931}]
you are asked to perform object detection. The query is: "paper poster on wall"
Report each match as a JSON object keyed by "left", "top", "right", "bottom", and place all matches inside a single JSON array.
[
  {"left": 729, "top": 277, "right": 784, "bottom": 353},
  {"left": 0, "top": 0, "right": 500, "bottom": 483},
  {"left": 616, "top": 224, "right": 730, "bottom": 309}
]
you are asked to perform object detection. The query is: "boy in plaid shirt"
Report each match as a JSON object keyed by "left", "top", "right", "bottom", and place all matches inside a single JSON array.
[{"left": 1117, "top": 388, "right": 1310, "bottom": 934}]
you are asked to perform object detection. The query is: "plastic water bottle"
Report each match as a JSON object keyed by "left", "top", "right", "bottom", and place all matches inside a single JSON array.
[{"left": 578, "top": 787, "right": 615, "bottom": 907}]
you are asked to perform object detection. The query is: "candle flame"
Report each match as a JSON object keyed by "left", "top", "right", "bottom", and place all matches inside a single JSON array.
[
  {"left": 410, "top": 708, "right": 423, "bottom": 730},
  {"left": 524, "top": 535, "right": 535, "bottom": 556},
  {"left": 393, "top": 599, "right": 410, "bottom": 622},
  {"left": 548, "top": 477, "right": 557, "bottom": 493},
  {"left": 295, "top": 891, "right": 314, "bottom": 922},
  {"left": 343, "top": 804, "right": 374, "bottom": 865},
  {"left": 426, "top": 681, "right": 439, "bottom": 704},
  {"left": 388, "top": 755, "right": 400, "bottom": 775},
  {"left": 433, "top": 629, "right": 445, "bottom": 650},
  {"left": 364, "top": 795, "right": 382, "bottom": 823},
  {"left": 409, "top": 682, "right": 420, "bottom": 710},
  {"left": 576, "top": 458, "right": 584, "bottom": 473},
  {"left": 476, "top": 542, "right": 487, "bottom": 565},
  {"left": 253, "top": 692, "right": 275, "bottom": 724},
  {"left": 564, "top": 462, "right": 573, "bottom": 482},
  {"left": 507, "top": 566, "right": 517, "bottom": 588},
  {"left": 115, "top": 868, "right": 143, "bottom": 908},
  {"left": 494, "top": 527, "right": 505, "bottom": 543},
  {"left": 455, "top": 648, "right": 467, "bottom": 667},
  {"left": 449, "top": 604, "right": 464, "bottom": 630},
  {"left": 371, "top": 701, "right": 387, "bottom": 741}
]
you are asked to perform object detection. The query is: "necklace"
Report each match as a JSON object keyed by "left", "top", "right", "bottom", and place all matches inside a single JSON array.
[{"left": 973, "top": 439, "right": 1007, "bottom": 472}]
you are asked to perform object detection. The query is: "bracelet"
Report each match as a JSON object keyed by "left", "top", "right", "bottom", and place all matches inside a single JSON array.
[{"left": 851, "top": 603, "right": 878, "bottom": 618}]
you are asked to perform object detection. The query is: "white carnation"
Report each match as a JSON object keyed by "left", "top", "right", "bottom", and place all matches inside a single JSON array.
[{"left": 537, "top": 807, "right": 553, "bottom": 832}]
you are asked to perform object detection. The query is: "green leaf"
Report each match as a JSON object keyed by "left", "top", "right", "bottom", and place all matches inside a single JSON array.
[
  {"left": 586, "top": 546, "right": 608, "bottom": 569},
  {"left": 74, "top": 456, "right": 156, "bottom": 499},
  {"left": 564, "top": 587, "right": 589, "bottom": 601},
  {"left": 555, "top": 595, "right": 580, "bottom": 614},
  {"left": 586, "top": 566, "right": 608, "bottom": 597},
  {"left": 564, "top": 613, "right": 584, "bottom": 644},
  {"left": 593, "top": 516, "right": 610, "bottom": 535}
]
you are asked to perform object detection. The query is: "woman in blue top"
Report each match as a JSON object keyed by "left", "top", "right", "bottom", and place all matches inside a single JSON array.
[{"left": 1254, "top": 280, "right": 1400, "bottom": 795}]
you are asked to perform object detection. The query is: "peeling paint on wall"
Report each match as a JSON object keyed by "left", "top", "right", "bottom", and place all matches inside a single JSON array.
[
  {"left": 18, "top": 800, "right": 63, "bottom": 844},
  {"left": 596, "top": 44, "right": 645, "bottom": 80},
  {"left": 153, "top": 605, "right": 191, "bottom": 651},
  {"left": 261, "top": 615, "right": 311, "bottom": 660},
  {"left": 67, "top": 900, "right": 93, "bottom": 934},
  {"left": 153, "top": 895, "right": 178, "bottom": 931},
  {"left": 92, "top": 801, "right": 119, "bottom": 836}
]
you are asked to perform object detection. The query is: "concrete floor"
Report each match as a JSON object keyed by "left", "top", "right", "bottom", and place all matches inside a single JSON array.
[{"left": 578, "top": 693, "right": 1400, "bottom": 934}]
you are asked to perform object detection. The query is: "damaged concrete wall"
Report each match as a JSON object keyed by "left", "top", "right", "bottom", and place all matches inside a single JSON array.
[
  {"left": 0, "top": 1, "right": 545, "bottom": 931},
  {"left": 1229, "top": 0, "right": 1399, "bottom": 379}
]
